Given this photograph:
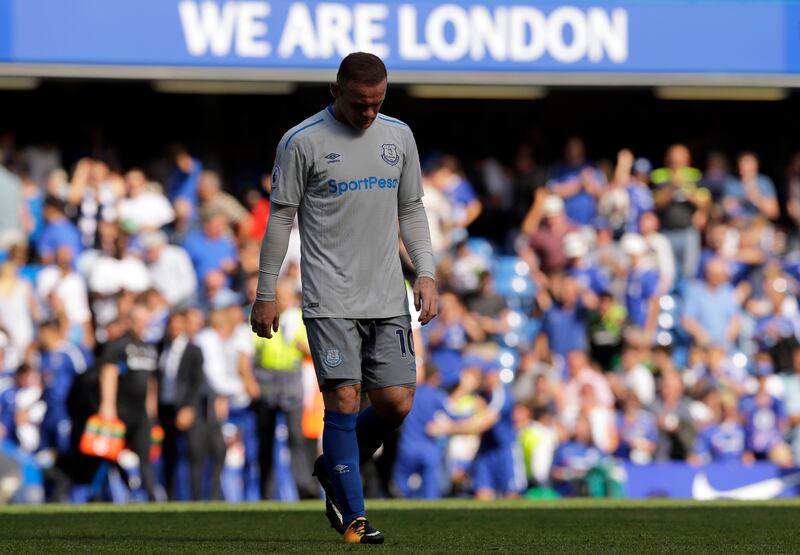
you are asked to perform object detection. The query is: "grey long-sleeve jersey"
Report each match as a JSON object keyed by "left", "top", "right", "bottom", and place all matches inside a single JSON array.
[{"left": 256, "top": 106, "right": 435, "bottom": 319}]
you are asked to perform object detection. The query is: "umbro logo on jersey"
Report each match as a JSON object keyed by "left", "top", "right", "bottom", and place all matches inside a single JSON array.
[{"left": 324, "top": 153, "right": 342, "bottom": 163}]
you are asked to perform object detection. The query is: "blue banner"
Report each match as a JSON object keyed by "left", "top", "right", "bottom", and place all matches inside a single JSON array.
[
  {"left": 1, "top": 1, "right": 800, "bottom": 77},
  {"left": 625, "top": 462, "right": 800, "bottom": 500}
]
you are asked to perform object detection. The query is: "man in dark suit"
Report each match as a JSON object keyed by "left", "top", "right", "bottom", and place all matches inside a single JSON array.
[{"left": 158, "top": 309, "right": 225, "bottom": 500}]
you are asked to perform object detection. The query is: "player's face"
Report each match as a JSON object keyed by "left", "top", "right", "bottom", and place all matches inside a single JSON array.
[{"left": 332, "top": 79, "right": 387, "bottom": 129}]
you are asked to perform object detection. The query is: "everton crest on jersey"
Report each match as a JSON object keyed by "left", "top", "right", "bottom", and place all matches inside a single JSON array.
[{"left": 381, "top": 144, "right": 400, "bottom": 166}]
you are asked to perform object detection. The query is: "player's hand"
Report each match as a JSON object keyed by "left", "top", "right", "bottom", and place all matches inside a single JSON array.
[
  {"left": 251, "top": 299, "right": 279, "bottom": 338},
  {"left": 414, "top": 276, "right": 439, "bottom": 325}
]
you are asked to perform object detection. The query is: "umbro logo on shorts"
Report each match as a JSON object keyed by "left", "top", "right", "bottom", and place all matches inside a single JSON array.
[
  {"left": 333, "top": 464, "right": 350, "bottom": 474},
  {"left": 325, "top": 152, "right": 341, "bottom": 163}
]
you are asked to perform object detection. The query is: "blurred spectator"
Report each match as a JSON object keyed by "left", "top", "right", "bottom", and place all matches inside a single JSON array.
[
  {"left": 616, "top": 396, "right": 657, "bottom": 464},
  {"left": 588, "top": 293, "right": 627, "bottom": 371},
  {"left": 682, "top": 258, "right": 742, "bottom": 349},
  {"left": 562, "top": 350, "right": 614, "bottom": 413},
  {"left": 516, "top": 403, "right": 558, "bottom": 487},
  {"left": 702, "top": 151, "right": 736, "bottom": 202},
  {"left": 0, "top": 364, "right": 45, "bottom": 453},
  {"left": 0, "top": 244, "right": 38, "bottom": 368},
  {"left": 36, "top": 246, "right": 93, "bottom": 348},
  {"left": 97, "top": 304, "right": 159, "bottom": 500},
  {"left": 551, "top": 412, "right": 603, "bottom": 496},
  {"left": 739, "top": 353, "right": 793, "bottom": 467},
  {"left": 522, "top": 195, "right": 577, "bottom": 278},
  {"left": 784, "top": 347, "right": 800, "bottom": 464},
  {"left": 252, "top": 278, "right": 316, "bottom": 499},
  {"left": 38, "top": 319, "right": 87, "bottom": 454},
  {"left": 37, "top": 197, "right": 82, "bottom": 267},
  {"left": 183, "top": 210, "right": 239, "bottom": 295},
  {"left": 0, "top": 151, "right": 24, "bottom": 248},
  {"left": 652, "top": 144, "right": 708, "bottom": 280},
  {"left": 66, "top": 159, "right": 119, "bottom": 251},
  {"left": 537, "top": 275, "right": 596, "bottom": 358},
  {"left": 639, "top": 212, "right": 675, "bottom": 295},
  {"left": 427, "top": 155, "right": 482, "bottom": 243},
  {"left": 166, "top": 146, "right": 202, "bottom": 226},
  {"left": 547, "top": 136, "right": 605, "bottom": 227},
  {"left": 466, "top": 271, "right": 510, "bottom": 337},
  {"left": 117, "top": 169, "right": 175, "bottom": 232},
  {"left": 158, "top": 310, "right": 224, "bottom": 501},
  {"left": 197, "top": 171, "right": 253, "bottom": 242},
  {"left": 565, "top": 231, "right": 611, "bottom": 296},
  {"left": 394, "top": 364, "right": 450, "bottom": 499},
  {"left": 20, "top": 172, "right": 44, "bottom": 248},
  {"left": 141, "top": 231, "right": 197, "bottom": 308},
  {"left": 450, "top": 241, "right": 489, "bottom": 296},
  {"left": 689, "top": 393, "right": 747, "bottom": 465},
  {"left": 511, "top": 144, "right": 548, "bottom": 225},
  {"left": 246, "top": 173, "right": 272, "bottom": 242},
  {"left": 621, "top": 233, "right": 660, "bottom": 339},
  {"left": 654, "top": 371, "right": 696, "bottom": 461},
  {"left": 425, "top": 292, "right": 485, "bottom": 389},
  {"left": 724, "top": 152, "right": 778, "bottom": 221}
]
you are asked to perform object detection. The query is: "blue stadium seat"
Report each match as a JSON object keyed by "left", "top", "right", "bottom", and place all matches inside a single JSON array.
[{"left": 465, "top": 237, "right": 496, "bottom": 260}]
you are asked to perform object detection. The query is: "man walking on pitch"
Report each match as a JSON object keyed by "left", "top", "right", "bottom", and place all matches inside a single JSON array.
[{"left": 250, "top": 53, "right": 438, "bottom": 544}]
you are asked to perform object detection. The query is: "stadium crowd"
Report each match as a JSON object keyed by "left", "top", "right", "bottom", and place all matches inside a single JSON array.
[{"left": 2, "top": 133, "right": 800, "bottom": 503}]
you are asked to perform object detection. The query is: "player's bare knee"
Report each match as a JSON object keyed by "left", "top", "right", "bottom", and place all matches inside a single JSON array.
[
  {"left": 323, "top": 383, "right": 361, "bottom": 414},
  {"left": 371, "top": 387, "right": 414, "bottom": 427}
]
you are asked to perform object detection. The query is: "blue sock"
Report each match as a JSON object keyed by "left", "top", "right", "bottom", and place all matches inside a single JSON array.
[
  {"left": 356, "top": 406, "right": 389, "bottom": 464},
  {"left": 323, "top": 410, "right": 365, "bottom": 525}
]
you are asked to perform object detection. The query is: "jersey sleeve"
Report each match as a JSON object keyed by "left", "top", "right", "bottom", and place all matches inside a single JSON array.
[
  {"left": 398, "top": 130, "right": 424, "bottom": 203},
  {"left": 269, "top": 139, "right": 307, "bottom": 207}
]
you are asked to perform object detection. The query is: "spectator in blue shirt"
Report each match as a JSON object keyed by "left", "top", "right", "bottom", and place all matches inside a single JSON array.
[
  {"left": 537, "top": 274, "right": 597, "bottom": 358},
  {"left": 682, "top": 257, "right": 742, "bottom": 350},
  {"left": 167, "top": 146, "right": 203, "bottom": 229},
  {"left": 183, "top": 209, "right": 238, "bottom": 295},
  {"left": 627, "top": 157, "right": 655, "bottom": 232},
  {"left": 723, "top": 152, "right": 779, "bottom": 221},
  {"left": 621, "top": 233, "right": 660, "bottom": 337},
  {"left": 424, "top": 292, "right": 485, "bottom": 389},
  {"left": 564, "top": 232, "right": 611, "bottom": 296},
  {"left": 739, "top": 353, "right": 794, "bottom": 467},
  {"left": 37, "top": 197, "right": 82, "bottom": 266},
  {"left": 547, "top": 136, "right": 605, "bottom": 227},
  {"left": 551, "top": 412, "right": 602, "bottom": 496},
  {"left": 690, "top": 394, "right": 747, "bottom": 465},
  {"left": 38, "top": 319, "right": 88, "bottom": 453},
  {"left": 427, "top": 155, "right": 482, "bottom": 243},
  {"left": 394, "top": 364, "right": 450, "bottom": 499},
  {"left": 616, "top": 396, "right": 658, "bottom": 464}
]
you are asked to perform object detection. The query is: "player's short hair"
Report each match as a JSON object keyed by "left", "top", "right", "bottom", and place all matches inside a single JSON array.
[{"left": 337, "top": 52, "right": 387, "bottom": 88}]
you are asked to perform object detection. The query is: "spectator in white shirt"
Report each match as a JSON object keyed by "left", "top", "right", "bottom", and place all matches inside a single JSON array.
[
  {"left": 141, "top": 231, "right": 197, "bottom": 307},
  {"left": 117, "top": 169, "right": 175, "bottom": 232},
  {"left": 36, "top": 245, "right": 94, "bottom": 348}
]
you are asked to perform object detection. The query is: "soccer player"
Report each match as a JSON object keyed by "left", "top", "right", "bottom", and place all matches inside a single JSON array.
[{"left": 250, "top": 53, "right": 438, "bottom": 544}]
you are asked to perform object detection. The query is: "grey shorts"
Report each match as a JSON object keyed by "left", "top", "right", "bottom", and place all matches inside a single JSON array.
[{"left": 305, "top": 315, "right": 417, "bottom": 392}]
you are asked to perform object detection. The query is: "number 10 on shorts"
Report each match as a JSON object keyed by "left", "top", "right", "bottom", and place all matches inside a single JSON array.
[{"left": 395, "top": 329, "right": 415, "bottom": 358}]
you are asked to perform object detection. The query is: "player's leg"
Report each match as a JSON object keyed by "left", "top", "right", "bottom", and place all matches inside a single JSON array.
[
  {"left": 306, "top": 318, "right": 379, "bottom": 541},
  {"left": 359, "top": 316, "right": 417, "bottom": 462}
]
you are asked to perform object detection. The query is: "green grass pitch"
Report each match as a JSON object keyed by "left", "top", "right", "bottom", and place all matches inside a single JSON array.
[{"left": 1, "top": 499, "right": 799, "bottom": 553}]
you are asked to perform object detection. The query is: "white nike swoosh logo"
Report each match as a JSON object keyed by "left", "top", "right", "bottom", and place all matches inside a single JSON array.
[
  {"left": 366, "top": 532, "right": 381, "bottom": 536},
  {"left": 692, "top": 471, "right": 800, "bottom": 500}
]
